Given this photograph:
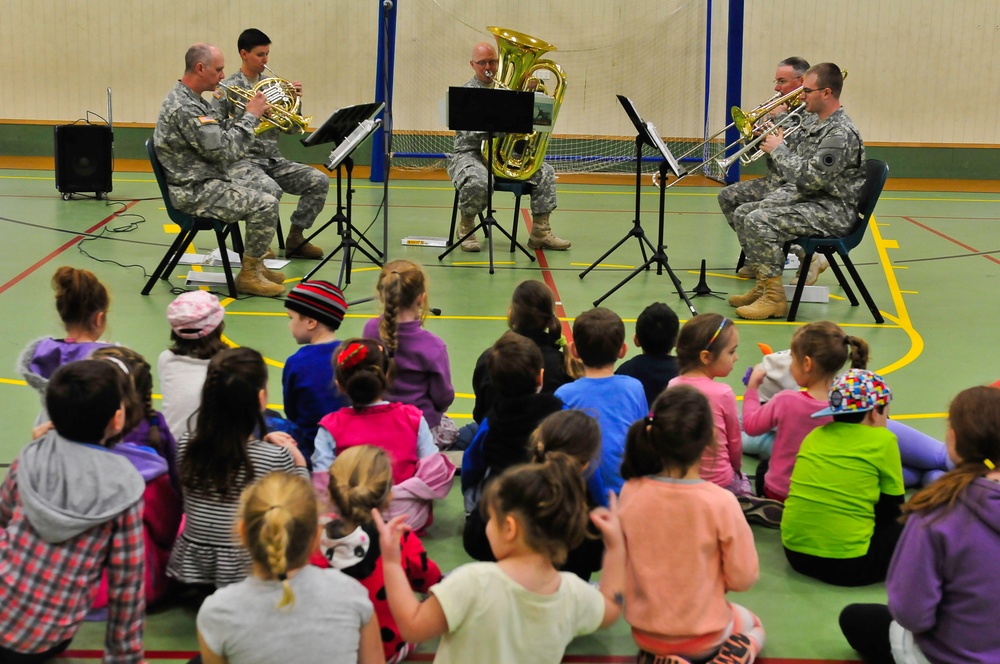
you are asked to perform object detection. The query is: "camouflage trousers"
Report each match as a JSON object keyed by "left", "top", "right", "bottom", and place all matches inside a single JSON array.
[
  {"left": 733, "top": 194, "right": 853, "bottom": 278},
  {"left": 717, "top": 175, "right": 781, "bottom": 230},
  {"left": 447, "top": 152, "right": 556, "bottom": 217},
  {"left": 170, "top": 179, "right": 278, "bottom": 258},
  {"left": 231, "top": 158, "right": 330, "bottom": 230}
]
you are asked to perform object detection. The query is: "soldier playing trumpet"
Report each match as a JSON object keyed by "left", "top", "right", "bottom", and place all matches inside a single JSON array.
[{"left": 728, "top": 63, "right": 866, "bottom": 320}]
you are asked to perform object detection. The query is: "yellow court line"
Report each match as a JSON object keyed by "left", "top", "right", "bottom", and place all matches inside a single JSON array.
[
  {"left": 893, "top": 412, "right": 947, "bottom": 420},
  {"left": 570, "top": 262, "right": 636, "bottom": 269},
  {"left": 0, "top": 378, "right": 27, "bottom": 386},
  {"left": 869, "top": 216, "right": 924, "bottom": 376},
  {"left": 452, "top": 261, "right": 516, "bottom": 266},
  {"left": 455, "top": 392, "right": 474, "bottom": 400}
]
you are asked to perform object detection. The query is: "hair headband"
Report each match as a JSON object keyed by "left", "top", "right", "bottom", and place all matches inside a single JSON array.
[
  {"left": 101, "top": 356, "right": 130, "bottom": 375},
  {"left": 704, "top": 318, "right": 728, "bottom": 351}
]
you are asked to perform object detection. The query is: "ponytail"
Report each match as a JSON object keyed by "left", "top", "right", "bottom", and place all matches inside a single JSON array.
[
  {"left": 327, "top": 446, "right": 393, "bottom": 529},
  {"left": 483, "top": 452, "right": 589, "bottom": 566},
  {"left": 621, "top": 385, "right": 714, "bottom": 479}
]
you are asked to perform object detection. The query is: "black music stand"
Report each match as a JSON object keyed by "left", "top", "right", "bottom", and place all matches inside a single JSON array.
[
  {"left": 300, "top": 102, "right": 385, "bottom": 287},
  {"left": 438, "top": 86, "right": 536, "bottom": 274},
  {"left": 578, "top": 96, "right": 697, "bottom": 315}
]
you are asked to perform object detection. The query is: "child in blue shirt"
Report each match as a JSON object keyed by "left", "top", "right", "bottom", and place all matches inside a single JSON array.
[
  {"left": 282, "top": 280, "right": 350, "bottom": 464},
  {"left": 556, "top": 307, "right": 648, "bottom": 495}
]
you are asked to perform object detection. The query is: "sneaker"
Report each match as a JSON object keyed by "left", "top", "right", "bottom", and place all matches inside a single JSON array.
[
  {"left": 710, "top": 633, "right": 753, "bottom": 664},
  {"left": 737, "top": 495, "right": 784, "bottom": 528},
  {"left": 637, "top": 651, "right": 692, "bottom": 664}
]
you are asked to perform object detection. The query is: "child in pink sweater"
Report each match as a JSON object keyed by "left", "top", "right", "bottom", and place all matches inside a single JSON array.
[
  {"left": 620, "top": 385, "right": 764, "bottom": 664},
  {"left": 668, "top": 314, "right": 748, "bottom": 495},
  {"left": 743, "top": 321, "right": 868, "bottom": 502}
]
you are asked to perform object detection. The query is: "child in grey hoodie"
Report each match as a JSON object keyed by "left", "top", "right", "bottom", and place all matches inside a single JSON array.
[{"left": 0, "top": 360, "right": 146, "bottom": 663}]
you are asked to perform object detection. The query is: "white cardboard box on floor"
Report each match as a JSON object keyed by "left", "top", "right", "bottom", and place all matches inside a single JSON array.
[{"left": 783, "top": 284, "right": 829, "bottom": 303}]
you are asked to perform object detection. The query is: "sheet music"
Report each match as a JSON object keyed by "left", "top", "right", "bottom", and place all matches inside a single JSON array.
[
  {"left": 644, "top": 121, "right": 686, "bottom": 178},
  {"left": 325, "top": 118, "right": 382, "bottom": 170}
]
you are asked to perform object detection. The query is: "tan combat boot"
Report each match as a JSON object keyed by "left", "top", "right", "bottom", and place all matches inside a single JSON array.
[
  {"left": 736, "top": 276, "right": 788, "bottom": 320},
  {"left": 728, "top": 273, "right": 764, "bottom": 307},
  {"left": 235, "top": 256, "right": 285, "bottom": 297},
  {"left": 791, "top": 254, "right": 830, "bottom": 286},
  {"left": 527, "top": 213, "right": 571, "bottom": 250},
  {"left": 459, "top": 214, "right": 480, "bottom": 252},
  {"left": 259, "top": 261, "right": 286, "bottom": 285},
  {"left": 285, "top": 226, "right": 324, "bottom": 259}
]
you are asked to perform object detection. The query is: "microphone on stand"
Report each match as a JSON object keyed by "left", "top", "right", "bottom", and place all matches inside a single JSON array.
[{"left": 430, "top": 308, "right": 442, "bottom": 316}]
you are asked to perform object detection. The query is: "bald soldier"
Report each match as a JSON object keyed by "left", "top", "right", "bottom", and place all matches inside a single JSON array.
[
  {"left": 447, "top": 40, "right": 569, "bottom": 252},
  {"left": 154, "top": 43, "right": 285, "bottom": 297}
]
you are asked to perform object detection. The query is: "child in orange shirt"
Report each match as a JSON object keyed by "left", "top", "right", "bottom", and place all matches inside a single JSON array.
[{"left": 619, "top": 385, "right": 765, "bottom": 664}]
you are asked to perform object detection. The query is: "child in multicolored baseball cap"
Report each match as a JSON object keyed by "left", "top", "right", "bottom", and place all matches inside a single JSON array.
[{"left": 781, "top": 368, "right": 906, "bottom": 586}]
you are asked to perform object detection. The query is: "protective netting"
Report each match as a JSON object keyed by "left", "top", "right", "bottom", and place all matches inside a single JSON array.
[{"left": 388, "top": 0, "right": 727, "bottom": 181}]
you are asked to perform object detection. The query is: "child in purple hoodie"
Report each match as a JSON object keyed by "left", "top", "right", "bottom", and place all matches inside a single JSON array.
[
  {"left": 840, "top": 385, "right": 1000, "bottom": 663},
  {"left": 18, "top": 266, "right": 112, "bottom": 422}
]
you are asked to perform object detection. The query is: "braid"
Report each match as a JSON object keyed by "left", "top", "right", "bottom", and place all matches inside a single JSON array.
[
  {"left": 379, "top": 272, "right": 401, "bottom": 355},
  {"left": 261, "top": 507, "right": 293, "bottom": 606}
]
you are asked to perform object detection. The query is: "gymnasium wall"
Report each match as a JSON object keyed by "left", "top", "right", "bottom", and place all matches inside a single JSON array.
[{"left": 1, "top": 0, "right": 996, "bottom": 176}]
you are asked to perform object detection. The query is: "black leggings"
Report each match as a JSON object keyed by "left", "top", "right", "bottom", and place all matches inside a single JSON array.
[
  {"left": 839, "top": 603, "right": 894, "bottom": 664},
  {"left": 0, "top": 640, "right": 71, "bottom": 664},
  {"left": 785, "top": 512, "right": 903, "bottom": 587}
]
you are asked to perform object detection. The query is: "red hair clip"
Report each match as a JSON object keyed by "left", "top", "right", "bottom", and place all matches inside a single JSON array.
[{"left": 337, "top": 343, "right": 368, "bottom": 370}]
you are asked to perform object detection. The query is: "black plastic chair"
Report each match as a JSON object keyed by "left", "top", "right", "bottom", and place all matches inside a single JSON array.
[
  {"left": 142, "top": 138, "right": 242, "bottom": 298},
  {"left": 448, "top": 179, "right": 533, "bottom": 252},
  {"left": 785, "top": 159, "right": 890, "bottom": 323}
]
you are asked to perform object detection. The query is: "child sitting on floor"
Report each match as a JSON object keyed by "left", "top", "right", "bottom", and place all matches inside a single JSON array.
[{"left": 616, "top": 301, "right": 680, "bottom": 407}]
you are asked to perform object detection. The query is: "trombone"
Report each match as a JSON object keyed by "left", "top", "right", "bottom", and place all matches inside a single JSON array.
[{"left": 714, "top": 104, "right": 806, "bottom": 172}]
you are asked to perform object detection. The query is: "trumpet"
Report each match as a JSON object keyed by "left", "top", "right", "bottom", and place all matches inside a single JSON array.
[
  {"left": 217, "top": 75, "right": 312, "bottom": 137},
  {"left": 714, "top": 105, "right": 807, "bottom": 172}
]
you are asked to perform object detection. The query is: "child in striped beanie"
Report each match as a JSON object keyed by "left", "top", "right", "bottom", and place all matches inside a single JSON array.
[{"left": 281, "top": 281, "right": 350, "bottom": 479}]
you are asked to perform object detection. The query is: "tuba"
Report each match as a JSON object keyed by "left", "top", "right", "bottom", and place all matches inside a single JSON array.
[
  {"left": 218, "top": 77, "right": 313, "bottom": 137},
  {"left": 481, "top": 26, "right": 567, "bottom": 181}
]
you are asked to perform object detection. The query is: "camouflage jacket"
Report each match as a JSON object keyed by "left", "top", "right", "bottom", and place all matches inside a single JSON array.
[
  {"left": 153, "top": 82, "right": 260, "bottom": 190},
  {"left": 212, "top": 70, "right": 283, "bottom": 163},
  {"left": 769, "top": 108, "right": 866, "bottom": 214},
  {"left": 764, "top": 109, "right": 817, "bottom": 178}
]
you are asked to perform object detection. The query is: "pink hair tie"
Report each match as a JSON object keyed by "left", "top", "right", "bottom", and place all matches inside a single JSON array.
[{"left": 337, "top": 343, "right": 368, "bottom": 370}]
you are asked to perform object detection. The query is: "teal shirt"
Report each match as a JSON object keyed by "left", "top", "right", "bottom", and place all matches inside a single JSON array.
[{"left": 781, "top": 421, "right": 904, "bottom": 559}]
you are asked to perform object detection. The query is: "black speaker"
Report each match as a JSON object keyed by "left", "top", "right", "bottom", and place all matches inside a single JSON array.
[{"left": 54, "top": 124, "right": 113, "bottom": 199}]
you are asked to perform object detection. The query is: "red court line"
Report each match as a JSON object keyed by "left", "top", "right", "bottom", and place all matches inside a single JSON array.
[
  {"left": 902, "top": 216, "right": 1000, "bottom": 267},
  {"left": 521, "top": 207, "right": 572, "bottom": 341},
  {"left": 0, "top": 201, "right": 140, "bottom": 296}
]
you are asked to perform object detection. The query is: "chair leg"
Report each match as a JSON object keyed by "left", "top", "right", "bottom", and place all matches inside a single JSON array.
[
  {"left": 826, "top": 255, "right": 859, "bottom": 306},
  {"left": 275, "top": 219, "right": 284, "bottom": 250},
  {"left": 142, "top": 227, "right": 195, "bottom": 295},
  {"left": 736, "top": 250, "right": 746, "bottom": 273},
  {"left": 840, "top": 255, "right": 884, "bottom": 324},
  {"left": 786, "top": 252, "right": 812, "bottom": 322},
  {"left": 229, "top": 224, "right": 245, "bottom": 257},
  {"left": 216, "top": 228, "right": 238, "bottom": 298}
]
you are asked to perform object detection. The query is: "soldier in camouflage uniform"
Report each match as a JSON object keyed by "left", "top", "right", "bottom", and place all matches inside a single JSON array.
[
  {"left": 446, "top": 41, "right": 568, "bottom": 252},
  {"left": 718, "top": 57, "right": 829, "bottom": 285},
  {"left": 153, "top": 43, "right": 285, "bottom": 297},
  {"left": 213, "top": 29, "right": 328, "bottom": 260},
  {"left": 729, "top": 63, "right": 866, "bottom": 320}
]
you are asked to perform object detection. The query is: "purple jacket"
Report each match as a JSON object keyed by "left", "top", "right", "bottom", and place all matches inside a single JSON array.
[
  {"left": 887, "top": 477, "right": 1000, "bottom": 663},
  {"left": 362, "top": 318, "right": 454, "bottom": 428}
]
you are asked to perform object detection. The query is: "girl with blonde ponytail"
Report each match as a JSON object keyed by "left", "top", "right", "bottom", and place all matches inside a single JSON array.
[
  {"left": 196, "top": 472, "right": 383, "bottom": 664},
  {"left": 362, "top": 260, "right": 457, "bottom": 449},
  {"left": 840, "top": 385, "right": 1000, "bottom": 663},
  {"left": 310, "top": 446, "right": 442, "bottom": 664}
]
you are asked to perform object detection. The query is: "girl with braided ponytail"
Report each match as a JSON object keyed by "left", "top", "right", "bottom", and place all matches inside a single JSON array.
[
  {"left": 168, "top": 347, "right": 309, "bottom": 588},
  {"left": 196, "top": 471, "right": 382, "bottom": 664},
  {"left": 840, "top": 385, "right": 1000, "bottom": 663},
  {"left": 308, "top": 446, "right": 442, "bottom": 664},
  {"left": 375, "top": 452, "right": 626, "bottom": 664},
  {"left": 362, "top": 260, "right": 457, "bottom": 449},
  {"left": 619, "top": 385, "right": 765, "bottom": 664},
  {"left": 314, "top": 338, "right": 454, "bottom": 531}
]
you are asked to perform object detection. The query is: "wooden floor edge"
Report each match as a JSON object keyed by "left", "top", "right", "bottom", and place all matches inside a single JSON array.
[{"left": 3, "top": 156, "right": 998, "bottom": 193}]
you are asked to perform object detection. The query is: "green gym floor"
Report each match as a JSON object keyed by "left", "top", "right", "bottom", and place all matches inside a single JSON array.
[{"left": 2, "top": 163, "right": 999, "bottom": 662}]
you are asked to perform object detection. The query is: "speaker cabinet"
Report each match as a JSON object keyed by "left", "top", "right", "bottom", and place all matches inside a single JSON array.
[{"left": 54, "top": 124, "right": 113, "bottom": 199}]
